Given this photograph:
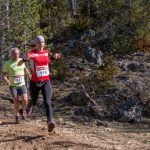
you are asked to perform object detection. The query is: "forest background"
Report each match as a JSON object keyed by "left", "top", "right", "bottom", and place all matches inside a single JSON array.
[
  {"left": 0, "top": 0, "right": 150, "bottom": 57},
  {"left": 0, "top": 0, "right": 150, "bottom": 121},
  {"left": 0, "top": 1, "right": 150, "bottom": 149}
]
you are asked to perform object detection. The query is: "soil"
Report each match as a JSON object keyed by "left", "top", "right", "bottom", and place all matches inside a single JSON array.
[{"left": 0, "top": 88, "right": 150, "bottom": 150}]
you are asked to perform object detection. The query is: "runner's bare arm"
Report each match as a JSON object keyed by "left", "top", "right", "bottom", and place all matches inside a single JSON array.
[
  {"left": 18, "top": 59, "right": 24, "bottom": 66},
  {"left": 24, "top": 68, "right": 32, "bottom": 80},
  {"left": 18, "top": 54, "right": 31, "bottom": 66},
  {"left": 2, "top": 72, "right": 10, "bottom": 86}
]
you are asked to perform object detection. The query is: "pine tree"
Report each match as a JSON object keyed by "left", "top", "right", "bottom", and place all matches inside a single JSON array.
[{"left": 0, "top": 0, "right": 42, "bottom": 51}]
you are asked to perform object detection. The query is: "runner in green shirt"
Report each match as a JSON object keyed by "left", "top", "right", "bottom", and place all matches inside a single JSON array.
[{"left": 2, "top": 48, "right": 31, "bottom": 124}]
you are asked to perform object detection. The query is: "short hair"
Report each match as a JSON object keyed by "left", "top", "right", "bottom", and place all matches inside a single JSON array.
[{"left": 9, "top": 47, "right": 20, "bottom": 55}]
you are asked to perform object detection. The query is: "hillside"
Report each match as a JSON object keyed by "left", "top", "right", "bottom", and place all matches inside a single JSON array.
[
  {"left": 0, "top": 1, "right": 150, "bottom": 149},
  {"left": 0, "top": 67, "right": 150, "bottom": 150}
]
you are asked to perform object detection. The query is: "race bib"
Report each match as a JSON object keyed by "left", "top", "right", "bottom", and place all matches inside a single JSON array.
[
  {"left": 36, "top": 65, "right": 49, "bottom": 77},
  {"left": 14, "top": 76, "right": 24, "bottom": 83}
]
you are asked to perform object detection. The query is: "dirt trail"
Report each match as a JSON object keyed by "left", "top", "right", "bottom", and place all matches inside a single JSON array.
[
  {"left": 0, "top": 117, "right": 109, "bottom": 150},
  {"left": 0, "top": 91, "right": 150, "bottom": 150}
]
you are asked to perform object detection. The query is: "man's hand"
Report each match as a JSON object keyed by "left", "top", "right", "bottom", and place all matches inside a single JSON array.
[
  {"left": 4, "top": 79, "right": 10, "bottom": 86},
  {"left": 2, "top": 73, "right": 10, "bottom": 86}
]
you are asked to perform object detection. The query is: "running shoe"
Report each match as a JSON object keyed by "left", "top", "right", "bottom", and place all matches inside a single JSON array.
[
  {"left": 15, "top": 116, "right": 21, "bottom": 124},
  {"left": 22, "top": 110, "right": 27, "bottom": 120},
  {"left": 19, "top": 109, "right": 26, "bottom": 119},
  {"left": 48, "top": 122, "right": 55, "bottom": 132}
]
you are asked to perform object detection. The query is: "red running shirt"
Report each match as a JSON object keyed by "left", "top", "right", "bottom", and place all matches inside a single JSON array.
[{"left": 27, "top": 50, "right": 51, "bottom": 82}]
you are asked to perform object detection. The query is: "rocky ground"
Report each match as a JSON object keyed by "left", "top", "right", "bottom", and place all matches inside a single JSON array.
[
  {"left": 0, "top": 48, "right": 150, "bottom": 150},
  {"left": 0, "top": 86, "right": 150, "bottom": 150}
]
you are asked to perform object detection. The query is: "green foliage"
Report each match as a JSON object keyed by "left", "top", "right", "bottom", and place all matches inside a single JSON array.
[
  {"left": 78, "top": 55, "right": 119, "bottom": 93},
  {"left": 69, "top": 17, "right": 91, "bottom": 33},
  {"left": 111, "top": 35, "right": 137, "bottom": 54},
  {"left": 50, "top": 56, "right": 70, "bottom": 80},
  {"left": 85, "top": 0, "right": 150, "bottom": 54},
  {"left": 1, "top": 0, "right": 42, "bottom": 50},
  {"left": 39, "top": 0, "right": 71, "bottom": 38},
  {"left": 1, "top": 0, "right": 150, "bottom": 55},
  {"left": 95, "top": 55, "right": 119, "bottom": 81}
]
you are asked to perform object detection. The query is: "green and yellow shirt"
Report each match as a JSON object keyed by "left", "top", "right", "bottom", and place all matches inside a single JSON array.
[{"left": 3, "top": 58, "right": 26, "bottom": 86}]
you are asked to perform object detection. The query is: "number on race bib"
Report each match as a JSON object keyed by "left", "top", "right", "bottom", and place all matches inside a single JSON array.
[
  {"left": 14, "top": 76, "right": 24, "bottom": 83},
  {"left": 36, "top": 65, "right": 49, "bottom": 77}
]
